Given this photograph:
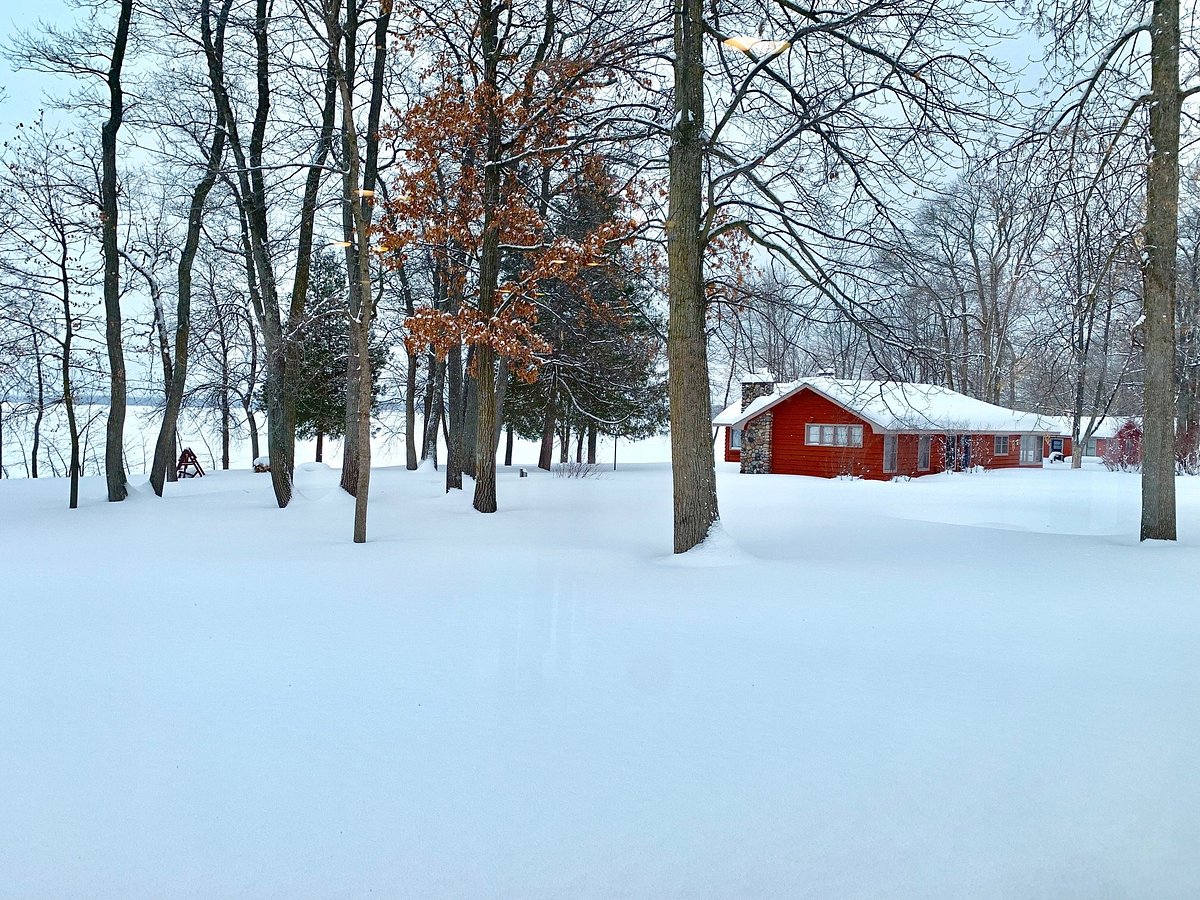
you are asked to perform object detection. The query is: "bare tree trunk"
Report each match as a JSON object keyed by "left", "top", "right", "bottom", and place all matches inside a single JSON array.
[
  {"left": 666, "top": 0, "right": 719, "bottom": 552},
  {"left": 446, "top": 341, "right": 463, "bottom": 490},
  {"left": 221, "top": 390, "right": 230, "bottom": 470},
  {"left": 423, "top": 355, "right": 444, "bottom": 465},
  {"left": 30, "top": 326, "right": 43, "bottom": 479},
  {"left": 471, "top": 0, "right": 502, "bottom": 515},
  {"left": 316, "top": 431, "right": 324, "bottom": 462},
  {"left": 473, "top": 348, "right": 497, "bottom": 508},
  {"left": 102, "top": 0, "right": 133, "bottom": 502},
  {"left": 538, "top": 374, "right": 557, "bottom": 470},
  {"left": 149, "top": 0, "right": 228, "bottom": 496},
  {"left": 403, "top": 278, "right": 419, "bottom": 470},
  {"left": 60, "top": 268, "right": 80, "bottom": 509},
  {"left": 323, "top": 0, "right": 388, "bottom": 541},
  {"left": 137, "top": 260, "right": 178, "bottom": 484},
  {"left": 505, "top": 424, "right": 514, "bottom": 467},
  {"left": 462, "top": 348, "right": 479, "bottom": 480},
  {"left": 587, "top": 423, "right": 597, "bottom": 464},
  {"left": 492, "top": 360, "right": 509, "bottom": 456},
  {"left": 245, "top": 404, "right": 260, "bottom": 462},
  {"left": 340, "top": 339, "right": 362, "bottom": 492},
  {"left": 1141, "top": 0, "right": 1180, "bottom": 541}
]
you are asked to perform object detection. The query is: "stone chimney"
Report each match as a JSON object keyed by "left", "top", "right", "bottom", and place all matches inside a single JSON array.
[
  {"left": 738, "top": 371, "right": 777, "bottom": 475},
  {"left": 740, "top": 370, "right": 777, "bottom": 411}
]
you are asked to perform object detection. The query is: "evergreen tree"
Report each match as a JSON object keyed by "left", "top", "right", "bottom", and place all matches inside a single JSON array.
[{"left": 294, "top": 251, "right": 386, "bottom": 462}]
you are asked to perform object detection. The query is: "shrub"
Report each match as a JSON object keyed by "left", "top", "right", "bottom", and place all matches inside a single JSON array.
[
  {"left": 1102, "top": 420, "right": 1142, "bottom": 472},
  {"left": 1177, "top": 424, "right": 1200, "bottom": 475},
  {"left": 553, "top": 461, "right": 601, "bottom": 479}
]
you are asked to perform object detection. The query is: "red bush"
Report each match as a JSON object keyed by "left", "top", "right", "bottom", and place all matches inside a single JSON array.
[{"left": 1102, "top": 420, "right": 1142, "bottom": 472}]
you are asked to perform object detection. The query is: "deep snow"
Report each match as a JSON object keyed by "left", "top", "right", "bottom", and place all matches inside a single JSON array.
[{"left": 2, "top": 459, "right": 1198, "bottom": 898}]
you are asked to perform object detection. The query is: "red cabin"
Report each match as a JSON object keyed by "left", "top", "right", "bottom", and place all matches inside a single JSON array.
[{"left": 714, "top": 375, "right": 1056, "bottom": 480}]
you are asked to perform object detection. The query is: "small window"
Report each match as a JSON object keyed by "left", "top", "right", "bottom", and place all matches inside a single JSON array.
[
  {"left": 883, "top": 435, "right": 898, "bottom": 473},
  {"left": 805, "top": 423, "right": 863, "bottom": 447},
  {"left": 918, "top": 435, "right": 931, "bottom": 471},
  {"left": 1019, "top": 434, "right": 1040, "bottom": 464},
  {"left": 729, "top": 427, "right": 742, "bottom": 450},
  {"left": 994, "top": 435, "right": 1009, "bottom": 455}
]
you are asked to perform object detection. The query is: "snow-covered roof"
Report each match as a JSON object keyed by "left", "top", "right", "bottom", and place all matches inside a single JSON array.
[
  {"left": 740, "top": 370, "right": 777, "bottom": 384},
  {"left": 1045, "top": 416, "right": 1132, "bottom": 440},
  {"left": 716, "top": 377, "right": 1059, "bottom": 434},
  {"left": 713, "top": 399, "right": 745, "bottom": 427}
]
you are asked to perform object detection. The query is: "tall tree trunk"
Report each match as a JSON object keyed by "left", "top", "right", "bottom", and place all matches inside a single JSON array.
[
  {"left": 60, "top": 260, "right": 79, "bottom": 509},
  {"left": 136, "top": 260, "right": 178, "bottom": 485},
  {"left": 102, "top": 0, "right": 133, "bottom": 502},
  {"left": 462, "top": 347, "right": 479, "bottom": 479},
  {"left": 340, "top": 338, "right": 362, "bottom": 492},
  {"left": 446, "top": 341, "right": 463, "bottom": 490},
  {"left": 666, "top": 0, "right": 719, "bottom": 552},
  {"left": 423, "top": 356, "right": 444, "bottom": 465},
  {"left": 505, "top": 424, "right": 514, "bottom": 467},
  {"left": 1141, "top": 0, "right": 1180, "bottom": 541},
  {"left": 245, "top": 403, "right": 260, "bottom": 462},
  {"left": 30, "top": 326, "right": 43, "bottom": 479},
  {"left": 324, "top": 0, "right": 389, "bottom": 541},
  {"left": 492, "top": 359, "right": 509, "bottom": 456},
  {"left": 404, "top": 285, "right": 419, "bottom": 470},
  {"left": 538, "top": 373, "right": 557, "bottom": 470},
  {"left": 221, "top": 390, "right": 231, "bottom": 470},
  {"left": 150, "top": 0, "right": 228, "bottom": 496},
  {"left": 316, "top": 431, "right": 324, "bottom": 462},
  {"left": 587, "top": 422, "right": 597, "bottom": 464},
  {"left": 471, "top": 0, "right": 502, "bottom": 514}
]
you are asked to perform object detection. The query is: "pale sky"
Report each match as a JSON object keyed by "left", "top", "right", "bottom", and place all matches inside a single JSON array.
[{"left": 0, "top": 0, "right": 77, "bottom": 130}]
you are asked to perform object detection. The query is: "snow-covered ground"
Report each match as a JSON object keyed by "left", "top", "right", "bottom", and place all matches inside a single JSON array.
[{"left": 2, "top": 459, "right": 1198, "bottom": 898}]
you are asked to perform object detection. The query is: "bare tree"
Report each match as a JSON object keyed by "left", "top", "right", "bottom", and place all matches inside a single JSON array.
[{"left": 1032, "top": 0, "right": 1199, "bottom": 538}]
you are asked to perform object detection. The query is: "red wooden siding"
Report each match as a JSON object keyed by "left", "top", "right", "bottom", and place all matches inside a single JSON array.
[
  {"left": 767, "top": 388, "right": 951, "bottom": 480},
  {"left": 769, "top": 388, "right": 885, "bottom": 478},
  {"left": 724, "top": 426, "right": 740, "bottom": 463},
  {"left": 753, "top": 387, "right": 1043, "bottom": 479}
]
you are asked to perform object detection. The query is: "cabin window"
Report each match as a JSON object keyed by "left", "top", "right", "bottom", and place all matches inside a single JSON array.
[
  {"left": 1019, "top": 434, "right": 1041, "bottom": 464},
  {"left": 1086, "top": 438, "right": 1098, "bottom": 455},
  {"left": 918, "top": 436, "right": 931, "bottom": 471},
  {"left": 805, "top": 423, "right": 863, "bottom": 447},
  {"left": 994, "top": 435, "right": 1010, "bottom": 455},
  {"left": 729, "top": 428, "right": 742, "bottom": 450},
  {"left": 883, "top": 435, "right": 898, "bottom": 473}
]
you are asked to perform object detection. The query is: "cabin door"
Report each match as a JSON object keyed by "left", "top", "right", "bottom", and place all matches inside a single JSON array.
[{"left": 946, "top": 434, "right": 971, "bottom": 471}]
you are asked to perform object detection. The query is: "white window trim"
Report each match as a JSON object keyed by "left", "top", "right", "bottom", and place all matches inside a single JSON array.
[
  {"left": 994, "top": 435, "right": 1010, "bottom": 455},
  {"left": 805, "top": 423, "right": 864, "bottom": 448}
]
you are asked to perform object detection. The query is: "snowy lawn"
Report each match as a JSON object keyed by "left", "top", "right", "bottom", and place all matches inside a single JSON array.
[{"left": 2, "top": 460, "right": 1198, "bottom": 898}]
